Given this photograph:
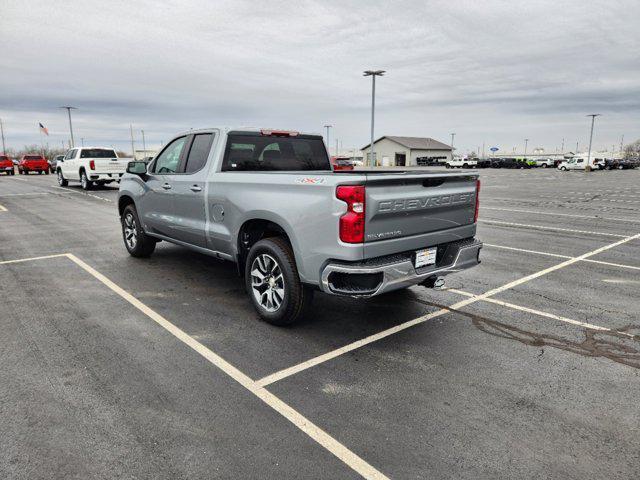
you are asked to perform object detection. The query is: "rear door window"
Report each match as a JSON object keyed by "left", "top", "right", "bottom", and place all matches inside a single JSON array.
[
  {"left": 184, "top": 133, "right": 214, "bottom": 173},
  {"left": 222, "top": 133, "right": 330, "bottom": 171}
]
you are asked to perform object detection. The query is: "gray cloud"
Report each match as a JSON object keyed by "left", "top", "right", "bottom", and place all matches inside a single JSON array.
[{"left": 1, "top": 0, "right": 638, "bottom": 154}]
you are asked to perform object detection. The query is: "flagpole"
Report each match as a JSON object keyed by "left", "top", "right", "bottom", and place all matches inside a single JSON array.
[{"left": 39, "top": 125, "right": 44, "bottom": 157}]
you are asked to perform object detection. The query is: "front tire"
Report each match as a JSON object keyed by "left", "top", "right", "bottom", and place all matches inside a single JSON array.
[
  {"left": 121, "top": 205, "right": 156, "bottom": 257},
  {"left": 245, "top": 237, "right": 313, "bottom": 326}
]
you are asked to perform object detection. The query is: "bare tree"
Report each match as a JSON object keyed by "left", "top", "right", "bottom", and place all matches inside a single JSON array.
[{"left": 623, "top": 139, "right": 640, "bottom": 160}]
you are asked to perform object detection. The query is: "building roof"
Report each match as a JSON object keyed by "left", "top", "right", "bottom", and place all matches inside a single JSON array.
[{"left": 362, "top": 136, "right": 452, "bottom": 151}]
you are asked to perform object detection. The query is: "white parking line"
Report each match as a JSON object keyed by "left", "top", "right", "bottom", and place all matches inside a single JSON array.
[
  {"left": 0, "top": 204, "right": 7, "bottom": 212},
  {"left": 62, "top": 253, "right": 387, "bottom": 480},
  {"left": 481, "top": 206, "right": 640, "bottom": 224},
  {"left": 479, "top": 219, "right": 627, "bottom": 238},
  {"left": 52, "top": 186, "right": 114, "bottom": 203},
  {"left": 0, "top": 192, "right": 52, "bottom": 197},
  {"left": 446, "top": 288, "right": 637, "bottom": 338},
  {"left": 0, "top": 253, "right": 69, "bottom": 265},
  {"left": 257, "top": 232, "right": 640, "bottom": 387},
  {"left": 484, "top": 243, "right": 640, "bottom": 271},
  {"left": 483, "top": 243, "right": 572, "bottom": 259}
]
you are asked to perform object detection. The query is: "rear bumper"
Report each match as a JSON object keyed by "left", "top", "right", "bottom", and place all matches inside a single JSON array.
[
  {"left": 20, "top": 165, "right": 47, "bottom": 171},
  {"left": 89, "top": 172, "right": 124, "bottom": 182},
  {"left": 320, "top": 238, "right": 482, "bottom": 297}
]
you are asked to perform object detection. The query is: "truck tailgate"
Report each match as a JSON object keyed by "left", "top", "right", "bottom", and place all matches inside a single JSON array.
[
  {"left": 363, "top": 172, "right": 478, "bottom": 257},
  {"left": 93, "top": 157, "right": 127, "bottom": 174}
]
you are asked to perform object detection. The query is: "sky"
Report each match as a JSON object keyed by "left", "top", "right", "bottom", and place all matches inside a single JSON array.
[{"left": 1, "top": 0, "right": 638, "bottom": 155}]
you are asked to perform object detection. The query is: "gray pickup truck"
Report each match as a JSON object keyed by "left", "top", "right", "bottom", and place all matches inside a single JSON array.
[{"left": 118, "top": 128, "right": 482, "bottom": 325}]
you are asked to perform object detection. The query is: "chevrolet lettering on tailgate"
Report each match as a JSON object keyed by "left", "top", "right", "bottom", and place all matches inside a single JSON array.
[{"left": 378, "top": 192, "right": 474, "bottom": 213}]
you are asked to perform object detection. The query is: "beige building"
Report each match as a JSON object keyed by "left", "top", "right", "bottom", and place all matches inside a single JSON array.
[{"left": 361, "top": 136, "right": 453, "bottom": 166}]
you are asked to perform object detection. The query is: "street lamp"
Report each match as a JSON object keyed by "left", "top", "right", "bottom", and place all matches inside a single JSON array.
[
  {"left": 141, "top": 129, "right": 146, "bottom": 155},
  {"left": 59, "top": 106, "right": 77, "bottom": 147},
  {"left": 586, "top": 114, "right": 601, "bottom": 169},
  {"left": 323, "top": 125, "right": 332, "bottom": 155},
  {"left": 450, "top": 133, "right": 456, "bottom": 158},
  {"left": 524, "top": 138, "right": 529, "bottom": 157},
  {"left": 363, "top": 70, "right": 385, "bottom": 166}
]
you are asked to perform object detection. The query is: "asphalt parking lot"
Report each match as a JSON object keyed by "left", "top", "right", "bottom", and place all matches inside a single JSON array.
[{"left": 1, "top": 168, "right": 639, "bottom": 479}]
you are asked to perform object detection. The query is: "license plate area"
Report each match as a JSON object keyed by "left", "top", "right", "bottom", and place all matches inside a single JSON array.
[{"left": 414, "top": 247, "right": 437, "bottom": 268}]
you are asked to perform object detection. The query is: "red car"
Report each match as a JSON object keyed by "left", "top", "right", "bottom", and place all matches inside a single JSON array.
[
  {"left": 0, "top": 155, "right": 14, "bottom": 175},
  {"left": 330, "top": 155, "right": 355, "bottom": 171},
  {"left": 18, "top": 154, "right": 49, "bottom": 175}
]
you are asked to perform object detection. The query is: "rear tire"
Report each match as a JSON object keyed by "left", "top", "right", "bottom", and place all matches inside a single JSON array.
[
  {"left": 80, "top": 170, "right": 93, "bottom": 190},
  {"left": 245, "top": 237, "right": 313, "bottom": 326},
  {"left": 57, "top": 170, "right": 68, "bottom": 186},
  {"left": 121, "top": 204, "right": 156, "bottom": 257}
]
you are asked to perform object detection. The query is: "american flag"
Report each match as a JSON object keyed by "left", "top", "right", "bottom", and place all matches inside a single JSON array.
[{"left": 39, "top": 122, "right": 49, "bottom": 136}]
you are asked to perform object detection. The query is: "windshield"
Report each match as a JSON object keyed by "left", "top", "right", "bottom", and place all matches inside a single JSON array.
[
  {"left": 80, "top": 149, "right": 117, "bottom": 158},
  {"left": 222, "top": 133, "right": 330, "bottom": 171},
  {"left": 24, "top": 155, "right": 44, "bottom": 160}
]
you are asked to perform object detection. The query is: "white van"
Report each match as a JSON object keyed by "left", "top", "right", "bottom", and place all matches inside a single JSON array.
[{"left": 557, "top": 157, "right": 588, "bottom": 171}]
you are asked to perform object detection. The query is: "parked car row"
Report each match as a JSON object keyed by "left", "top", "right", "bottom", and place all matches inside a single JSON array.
[
  {"left": 0, "top": 148, "right": 131, "bottom": 188},
  {"left": 0, "top": 153, "right": 67, "bottom": 175},
  {"left": 557, "top": 156, "right": 639, "bottom": 171}
]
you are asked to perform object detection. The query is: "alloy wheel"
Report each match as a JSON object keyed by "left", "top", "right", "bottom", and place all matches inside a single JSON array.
[
  {"left": 250, "top": 254, "right": 285, "bottom": 312},
  {"left": 123, "top": 213, "right": 138, "bottom": 249}
]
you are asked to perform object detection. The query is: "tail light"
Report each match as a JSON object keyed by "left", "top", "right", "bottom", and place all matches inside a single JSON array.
[
  {"left": 474, "top": 179, "right": 481, "bottom": 223},
  {"left": 336, "top": 185, "right": 365, "bottom": 243},
  {"left": 89, "top": 160, "right": 95, "bottom": 170}
]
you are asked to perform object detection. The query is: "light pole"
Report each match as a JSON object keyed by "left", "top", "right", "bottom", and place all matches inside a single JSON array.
[
  {"left": 619, "top": 134, "right": 624, "bottom": 156},
  {"left": 561, "top": 138, "right": 565, "bottom": 154},
  {"left": 323, "top": 125, "right": 332, "bottom": 155},
  {"left": 450, "top": 133, "right": 456, "bottom": 155},
  {"left": 0, "top": 118, "right": 5, "bottom": 155},
  {"left": 141, "top": 129, "right": 146, "bottom": 155},
  {"left": 586, "top": 114, "right": 601, "bottom": 169},
  {"left": 130, "top": 124, "right": 135, "bottom": 159},
  {"left": 59, "top": 106, "right": 77, "bottom": 147},
  {"left": 524, "top": 138, "right": 529, "bottom": 158},
  {"left": 363, "top": 70, "right": 385, "bottom": 166},
  {"left": 81, "top": 137, "right": 84, "bottom": 147}
]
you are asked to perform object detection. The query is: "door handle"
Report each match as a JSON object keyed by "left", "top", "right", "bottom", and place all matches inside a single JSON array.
[
  {"left": 162, "top": 183, "right": 172, "bottom": 190},
  {"left": 190, "top": 185, "right": 202, "bottom": 192}
]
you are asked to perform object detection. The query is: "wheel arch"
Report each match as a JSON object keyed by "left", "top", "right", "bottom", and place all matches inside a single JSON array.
[
  {"left": 236, "top": 217, "right": 297, "bottom": 278},
  {"left": 118, "top": 195, "right": 136, "bottom": 217}
]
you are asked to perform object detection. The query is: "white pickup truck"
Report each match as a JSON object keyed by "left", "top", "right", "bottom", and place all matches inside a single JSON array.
[
  {"left": 56, "top": 147, "right": 130, "bottom": 190},
  {"left": 446, "top": 157, "right": 477, "bottom": 169}
]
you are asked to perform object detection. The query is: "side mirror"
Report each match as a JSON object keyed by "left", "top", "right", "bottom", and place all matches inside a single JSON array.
[{"left": 127, "top": 161, "right": 148, "bottom": 176}]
